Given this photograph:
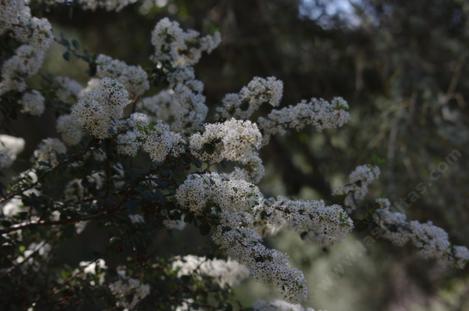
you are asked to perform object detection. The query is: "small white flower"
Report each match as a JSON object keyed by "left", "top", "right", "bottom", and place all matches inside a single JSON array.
[
  {"left": 80, "top": 259, "right": 107, "bottom": 275},
  {"left": 0, "top": 134, "right": 25, "bottom": 169},
  {"left": 128, "top": 214, "right": 145, "bottom": 224}
]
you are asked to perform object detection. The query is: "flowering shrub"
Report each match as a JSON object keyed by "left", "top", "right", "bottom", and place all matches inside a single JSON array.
[{"left": 1, "top": 1, "right": 468, "bottom": 310}]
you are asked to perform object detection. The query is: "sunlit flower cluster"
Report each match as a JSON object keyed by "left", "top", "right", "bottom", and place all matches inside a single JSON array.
[
  {"left": 1, "top": 196, "right": 24, "bottom": 217},
  {"left": 74, "top": 259, "right": 108, "bottom": 285},
  {"left": 80, "top": 259, "right": 107, "bottom": 275},
  {"left": 0, "top": 134, "right": 25, "bottom": 169}
]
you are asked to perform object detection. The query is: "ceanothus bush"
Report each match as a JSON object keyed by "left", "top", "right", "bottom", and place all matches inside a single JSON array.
[{"left": 0, "top": 1, "right": 468, "bottom": 310}]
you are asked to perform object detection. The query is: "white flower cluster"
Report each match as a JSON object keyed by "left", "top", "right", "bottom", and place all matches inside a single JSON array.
[
  {"left": 115, "top": 112, "right": 152, "bottom": 156},
  {"left": 142, "top": 121, "right": 185, "bottom": 161},
  {"left": 77, "top": 0, "right": 138, "bottom": 11},
  {"left": 374, "top": 199, "right": 469, "bottom": 268},
  {"left": 212, "top": 214, "right": 308, "bottom": 303},
  {"left": 141, "top": 20, "right": 215, "bottom": 133},
  {"left": 334, "top": 164, "right": 381, "bottom": 210},
  {"left": 176, "top": 173, "right": 263, "bottom": 215},
  {"left": 76, "top": 259, "right": 107, "bottom": 285},
  {"left": 109, "top": 267, "right": 150, "bottom": 310},
  {"left": 216, "top": 77, "right": 283, "bottom": 120},
  {"left": 2, "top": 170, "right": 39, "bottom": 217},
  {"left": 260, "top": 197, "right": 354, "bottom": 246},
  {"left": 176, "top": 173, "right": 308, "bottom": 302},
  {"left": 253, "top": 300, "right": 316, "bottom": 311},
  {"left": 19, "top": 90, "right": 45, "bottom": 116},
  {"left": 53, "top": 76, "right": 82, "bottom": 105},
  {"left": 116, "top": 113, "right": 185, "bottom": 162},
  {"left": 0, "top": 0, "right": 26, "bottom": 35},
  {"left": 33, "top": 138, "right": 67, "bottom": 168},
  {"left": 151, "top": 18, "right": 221, "bottom": 68},
  {"left": 96, "top": 54, "right": 149, "bottom": 97},
  {"left": 189, "top": 119, "right": 264, "bottom": 182},
  {"left": 258, "top": 97, "right": 350, "bottom": 144},
  {"left": 171, "top": 255, "right": 249, "bottom": 287},
  {"left": 175, "top": 171, "right": 356, "bottom": 301},
  {"left": 190, "top": 119, "right": 262, "bottom": 163},
  {"left": 71, "top": 78, "right": 129, "bottom": 139},
  {"left": 116, "top": 132, "right": 139, "bottom": 157},
  {"left": 128, "top": 213, "right": 144, "bottom": 224},
  {"left": 56, "top": 114, "right": 83, "bottom": 146},
  {"left": 80, "top": 259, "right": 107, "bottom": 274},
  {"left": 1, "top": 196, "right": 24, "bottom": 217},
  {"left": 0, "top": 134, "right": 25, "bottom": 169},
  {"left": 0, "top": 0, "right": 53, "bottom": 95},
  {"left": 137, "top": 67, "right": 208, "bottom": 133}
]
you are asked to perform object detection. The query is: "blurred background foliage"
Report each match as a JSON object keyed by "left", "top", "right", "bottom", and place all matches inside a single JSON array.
[{"left": 16, "top": 0, "right": 469, "bottom": 310}]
